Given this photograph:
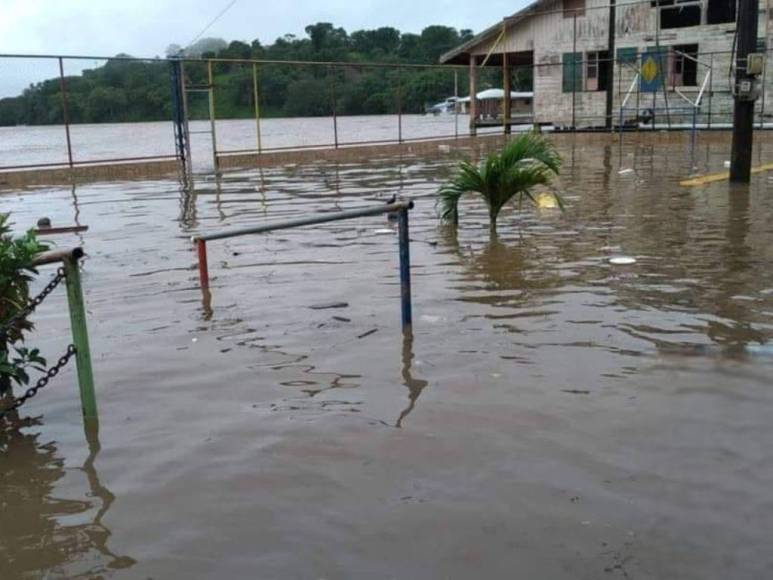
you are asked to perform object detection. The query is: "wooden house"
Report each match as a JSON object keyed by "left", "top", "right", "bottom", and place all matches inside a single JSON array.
[{"left": 440, "top": 0, "right": 770, "bottom": 132}]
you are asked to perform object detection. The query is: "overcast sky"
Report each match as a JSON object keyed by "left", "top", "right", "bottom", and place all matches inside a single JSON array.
[{"left": 0, "top": 0, "right": 523, "bottom": 97}]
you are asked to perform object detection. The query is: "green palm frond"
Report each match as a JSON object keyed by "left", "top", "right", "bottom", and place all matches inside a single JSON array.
[{"left": 437, "top": 133, "right": 563, "bottom": 234}]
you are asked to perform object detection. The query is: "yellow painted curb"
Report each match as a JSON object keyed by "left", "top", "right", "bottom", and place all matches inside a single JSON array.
[{"left": 680, "top": 162, "right": 773, "bottom": 187}]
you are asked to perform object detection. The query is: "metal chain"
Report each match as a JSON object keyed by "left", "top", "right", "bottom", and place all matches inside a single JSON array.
[
  {"left": 0, "top": 344, "right": 77, "bottom": 420},
  {"left": 0, "top": 267, "right": 67, "bottom": 339}
]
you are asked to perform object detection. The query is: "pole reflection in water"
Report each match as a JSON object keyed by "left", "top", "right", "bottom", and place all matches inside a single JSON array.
[
  {"left": 0, "top": 420, "right": 135, "bottom": 578},
  {"left": 395, "top": 330, "right": 429, "bottom": 428},
  {"left": 178, "top": 174, "right": 198, "bottom": 229}
]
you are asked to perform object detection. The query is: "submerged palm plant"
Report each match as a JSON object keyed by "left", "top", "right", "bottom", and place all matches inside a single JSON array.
[{"left": 437, "top": 133, "right": 563, "bottom": 235}]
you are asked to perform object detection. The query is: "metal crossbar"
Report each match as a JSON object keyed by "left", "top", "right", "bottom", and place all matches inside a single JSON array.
[
  {"left": 192, "top": 200, "right": 415, "bottom": 332},
  {"left": 194, "top": 200, "right": 412, "bottom": 242}
]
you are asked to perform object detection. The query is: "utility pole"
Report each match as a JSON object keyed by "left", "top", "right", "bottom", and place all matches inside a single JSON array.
[
  {"left": 730, "top": 0, "right": 760, "bottom": 182},
  {"left": 605, "top": 0, "right": 617, "bottom": 130}
]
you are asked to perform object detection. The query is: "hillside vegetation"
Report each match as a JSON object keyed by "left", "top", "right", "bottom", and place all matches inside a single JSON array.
[{"left": 0, "top": 24, "right": 484, "bottom": 126}]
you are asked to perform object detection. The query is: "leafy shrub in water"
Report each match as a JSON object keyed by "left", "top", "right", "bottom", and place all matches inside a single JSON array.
[
  {"left": 437, "top": 133, "right": 563, "bottom": 235},
  {"left": 0, "top": 214, "right": 49, "bottom": 395}
]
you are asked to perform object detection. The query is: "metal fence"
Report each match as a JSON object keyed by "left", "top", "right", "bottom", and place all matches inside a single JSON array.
[
  {"left": 0, "top": 44, "right": 771, "bottom": 173},
  {"left": 0, "top": 53, "right": 475, "bottom": 173}
]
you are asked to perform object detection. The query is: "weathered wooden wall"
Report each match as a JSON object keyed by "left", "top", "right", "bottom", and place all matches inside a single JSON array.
[{"left": 468, "top": 0, "right": 771, "bottom": 126}]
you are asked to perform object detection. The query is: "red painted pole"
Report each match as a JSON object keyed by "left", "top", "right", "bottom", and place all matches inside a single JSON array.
[{"left": 196, "top": 239, "right": 209, "bottom": 291}]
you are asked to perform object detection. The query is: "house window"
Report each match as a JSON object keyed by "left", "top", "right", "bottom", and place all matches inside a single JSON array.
[
  {"left": 586, "top": 51, "right": 610, "bottom": 91},
  {"left": 706, "top": 0, "right": 736, "bottom": 24},
  {"left": 563, "top": 0, "right": 586, "bottom": 18},
  {"left": 652, "top": 0, "right": 701, "bottom": 29},
  {"left": 670, "top": 44, "right": 698, "bottom": 87},
  {"left": 562, "top": 52, "right": 583, "bottom": 92},
  {"left": 617, "top": 47, "right": 638, "bottom": 65}
]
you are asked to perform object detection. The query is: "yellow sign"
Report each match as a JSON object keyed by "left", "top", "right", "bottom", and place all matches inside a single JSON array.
[{"left": 641, "top": 56, "right": 659, "bottom": 83}]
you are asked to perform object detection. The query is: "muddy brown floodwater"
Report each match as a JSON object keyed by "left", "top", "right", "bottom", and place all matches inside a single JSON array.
[{"left": 2, "top": 135, "right": 773, "bottom": 579}]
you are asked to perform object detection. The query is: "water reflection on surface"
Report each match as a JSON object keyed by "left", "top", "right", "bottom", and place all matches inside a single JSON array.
[
  {"left": 2, "top": 135, "right": 773, "bottom": 578},
  {"left": 0, "top": 422, "right": 135, "bottom": 578}
]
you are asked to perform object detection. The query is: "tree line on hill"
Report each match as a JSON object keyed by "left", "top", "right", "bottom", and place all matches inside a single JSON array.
[{"left": 0, "top": 24, "right": 505, "bottom": 126}]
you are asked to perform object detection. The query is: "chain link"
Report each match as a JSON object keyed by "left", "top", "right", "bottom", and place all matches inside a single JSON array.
[
  {"left": 0, "top": 344, "right": 77, "bottom": 420},
  {"left": 0, "top": 268, "right": 67, "bottom": 340}
]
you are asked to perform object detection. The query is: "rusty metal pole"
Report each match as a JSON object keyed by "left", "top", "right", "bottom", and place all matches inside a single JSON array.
[
  {"left": 58, "top": 57, "right": 74, "bottom": 168},
  {"left": 196, "top": 238, "right": 210, "bottom": 292}
]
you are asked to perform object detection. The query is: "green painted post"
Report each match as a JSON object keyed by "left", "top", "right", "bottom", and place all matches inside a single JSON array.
[{"left": 63, "top": 255, "right": 97, "bottom": 419}]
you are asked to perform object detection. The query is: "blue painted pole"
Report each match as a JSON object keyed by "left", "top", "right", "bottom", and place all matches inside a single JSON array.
[{"left": 397, "top": 206, "right": 412, "bottom": 333}]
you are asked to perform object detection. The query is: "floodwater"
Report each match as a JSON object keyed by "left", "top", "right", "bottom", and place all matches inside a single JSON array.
[
  {"left": 0, "top": 114, "right": 480, "bottom": 169},
  {"left": 2, "top": 135, "right": 773, "bottom": 579}
]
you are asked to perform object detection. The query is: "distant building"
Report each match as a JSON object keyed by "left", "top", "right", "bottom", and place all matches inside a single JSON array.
[
  {"left": 457, "top": 89, "right": 534, "bottom": 121},
  {"left": 440, "top": 0, "right": 769, "bottom": 132}
]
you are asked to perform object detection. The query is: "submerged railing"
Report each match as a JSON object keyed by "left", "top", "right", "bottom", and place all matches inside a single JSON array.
[
  {"left": 192, "top": 200, "right": 415, "bottom": 333},
  {"left": 1, "top": 248, "right": 97, "bottom": 424}
]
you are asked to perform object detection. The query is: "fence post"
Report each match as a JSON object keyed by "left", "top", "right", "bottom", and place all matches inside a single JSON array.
[
  {"left": 469, "top": 58, "right": 478, "bottom": 136},
  {"left": 62, "top": 253, "right": 97, "bottom": 420},
  {"left": 454, "top": 70, "right": 460, "bottom": 139},
  {"left": 502, "top": 21, "right": 511, "bottom": 135},
  {"left": 58, "top": 57, "right": 74, "bottom": 168},
  {"left": 207, "top": 60, "right": 219, "bottom": 171},
  {"left": 397, "top": 205, "right": 413, "bottom": 333},
  {"left": 330, "top": 66, "right": 339, "bottom": 148},
  {"left": 572, "top": 14, "right": 578, "bottom": 130},
  {"left": 397, "top": 67, "right": 404, "bottom": 143},
  {"left": 708, "top": 53, "right": 714, "bottom": 129},
  {"left": 253, "top": 62, "right": 263, "bottom": 154}
]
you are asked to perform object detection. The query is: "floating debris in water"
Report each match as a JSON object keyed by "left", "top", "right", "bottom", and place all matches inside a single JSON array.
[
  {"left": 357, "top": 328, "right": 379, "bottom": 339},
  {"left": 309, "top": 301, "right": 349, "bottom": 310},
  {"left": 562, "top": 389, "right": 590, "bottom": 395},
  {"left": 724, "top": 160, "right": 732, "bottom": 168},
  {"left": 609, "top": 256, "right": 637, "bottom": 265},
  {"left": 438, "top": 144, "right": 451, "bottom": 153},
  {"left": 420, "top": 314, "right": 442, "bottom": 324},
  {"left": 373, "top": 228, "right": 394, "bottom": 235},
  {"left": 618, "top": 168, "right": 634, "bottom": 175},
  {"left": 535, "top": 192, "right": 559, "bottom": 209}
]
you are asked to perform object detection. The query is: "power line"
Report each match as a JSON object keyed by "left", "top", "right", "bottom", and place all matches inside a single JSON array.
[{"left": 185, "top": 0, "right": 239, "bottom": 50}]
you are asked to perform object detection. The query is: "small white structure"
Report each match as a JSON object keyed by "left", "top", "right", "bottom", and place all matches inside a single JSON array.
[{"left": 457, "top": 89, "right": 533, "bottom": 120}]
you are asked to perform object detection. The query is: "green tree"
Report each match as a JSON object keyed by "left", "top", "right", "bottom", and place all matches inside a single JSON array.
[{"left": 283, "top": 79, "right": 331, "bottom": 117}]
